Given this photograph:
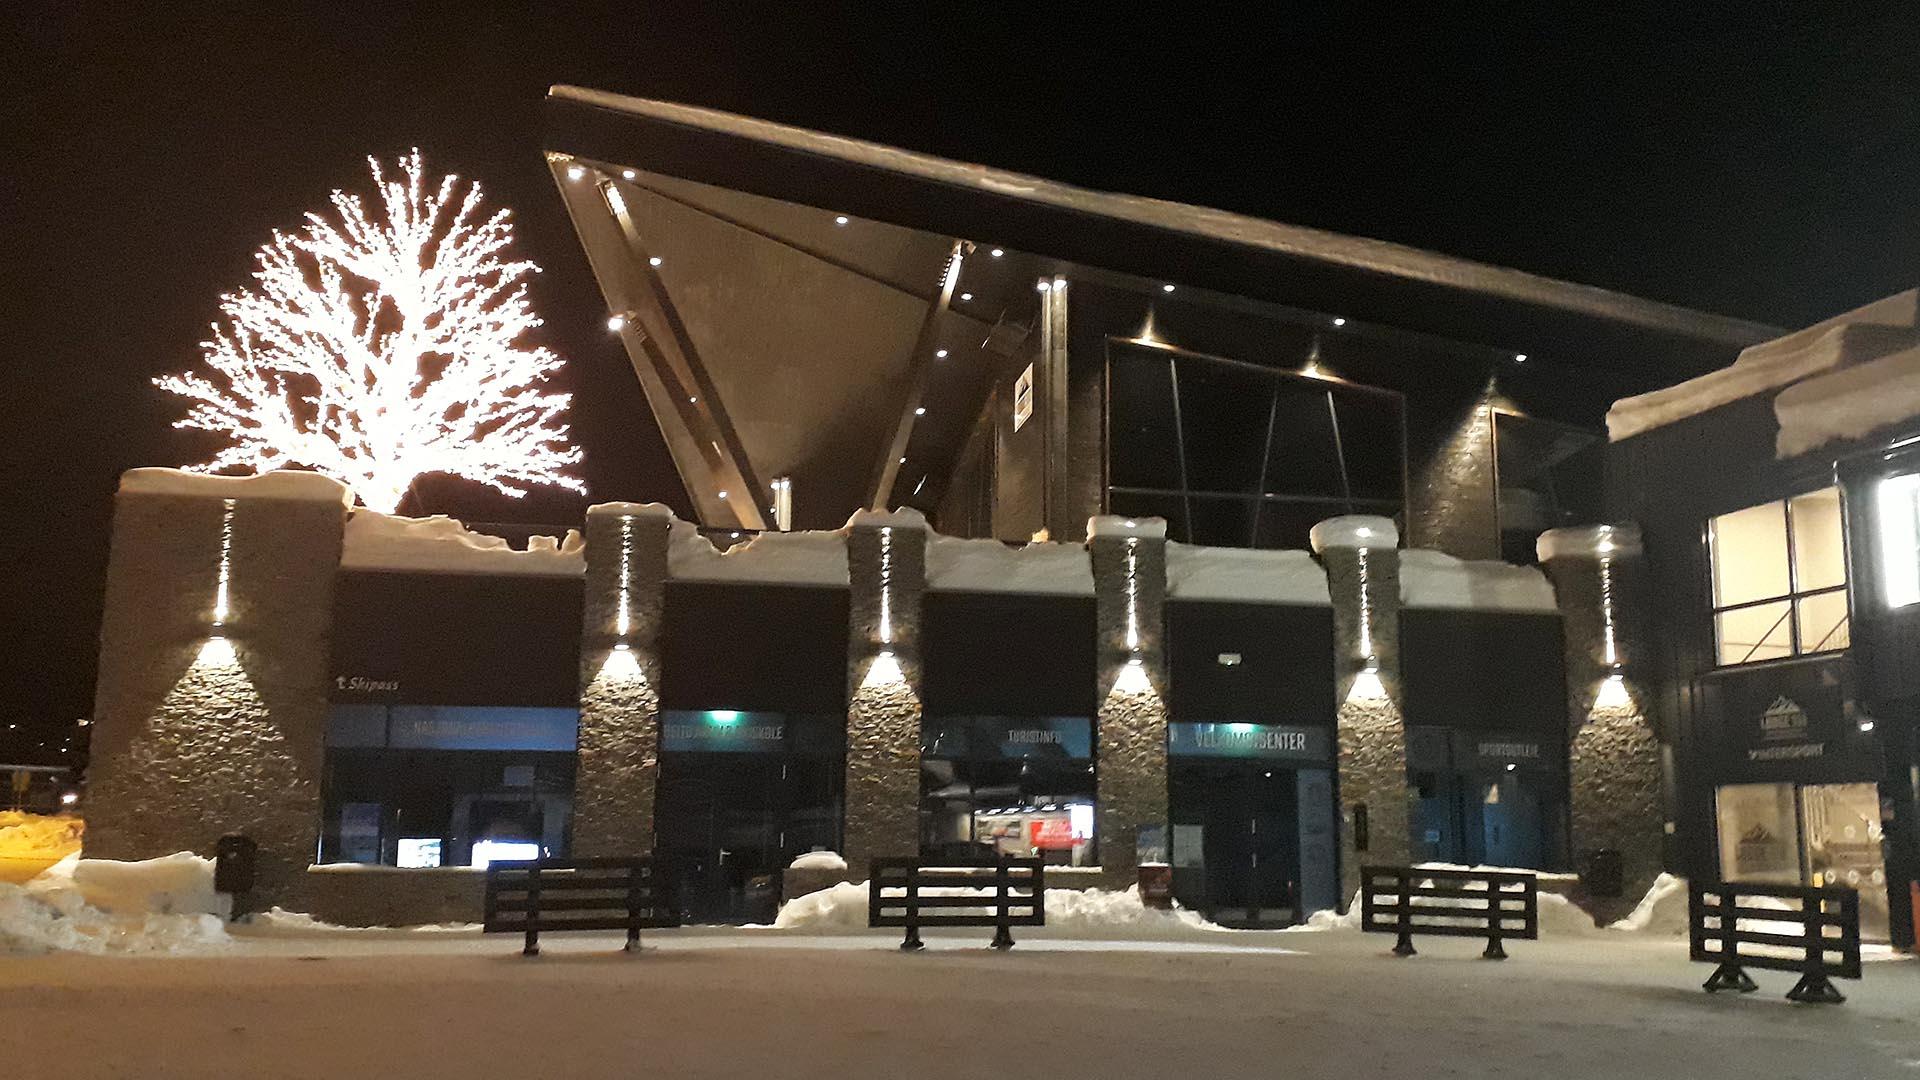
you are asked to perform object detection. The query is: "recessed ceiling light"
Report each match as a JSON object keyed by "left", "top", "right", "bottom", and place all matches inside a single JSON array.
[
  {"left": 935, "top": 349, "right": 948, "bottom": 358},
  {"left": 1036, "top": 281, "right": 1051, "bottom": 292},
  {"left": 717, "top": 490, "right": 729, "bottom": 499},
  {"left": 1332, "top": 317, "right": 1346, "bottom": 327},
  {"left": 606, "top": 314, "right": 626, "bottom": 332},
  {"left": 915, "top": 407, "right": 926, "bottom": 416},
  {"left": 991, "top": 248, "right": 1004, "bottom": 257},
  {"left": 834, "top": 215, "right": 849, "bottom": 226},
  {"left": 1162, "top": 284, "right": 1175, "bottom": 293},
  {"left": 566, "top": 164, "right": 585, "bottom": 181},
  {"left": 960, "top": 292, "right": 972, "bottom": 301},
  {"left": 648, "top": 256, "right": 662, "bottom": 267},
  {"left": 1515, "top": 353, "right": 1528, "bottom": 363},
  {"left": 621, "top": 169, "right": 636, "bottom": 180}
]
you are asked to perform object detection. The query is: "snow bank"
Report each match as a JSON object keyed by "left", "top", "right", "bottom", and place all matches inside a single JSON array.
[
  {"left": 1608, "top": 288, "right": 1917, "bottom": 442},
  {"left": 667, "top": 518, "right": 848, "bottom": 586},
  {"left": 246, "top": 908, "right": 480, "bottom": 935},
  {"left": 1609, "top": 873, "right": 1687, "bottom": 936},
  {"left": 342, "top": 511, "right": 585, "bottom": 576},
  {"left": 773, "top": 881, "right": 1222, "bottom": 934},
  {"left": 1398, "top": 549, "right": 1559, "bottom": 612},
  {"left": 788, "top": 850, "right": 848, "bottom": 872},
  {"left": 1309, "top": 515, "right": 1397, "bottom": 552},
  {"left": 1165, "top": 543, "right": 1329, "bottom": 605},
  {"left": 2, "top": 853, "right": 229, "bottom": 955},
  {"left": 1536, "top": 524, "right": 1642, "bottom": 563},
  {"left": 925, "top": 536, "right": 1093, "bottom": 595},
  {"left": 1775, "top": 341, "right": 1920, "bottom": 458},
  {"left": 119, "top": 466, "right": 352, "bottom": 506}
]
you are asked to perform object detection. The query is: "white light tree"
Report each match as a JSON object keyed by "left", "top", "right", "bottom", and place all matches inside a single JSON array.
[{"left": 157, "top": 150, "right": 584, "bottom": 513}]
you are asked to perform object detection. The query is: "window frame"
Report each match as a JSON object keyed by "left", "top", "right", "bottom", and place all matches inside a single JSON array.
[{"left": 1706, "top": 487, "right": 1851, "bottom": 668}]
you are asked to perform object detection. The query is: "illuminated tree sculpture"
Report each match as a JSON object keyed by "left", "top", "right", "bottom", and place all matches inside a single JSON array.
[{"left": 157, "top": 151, "right": 583, "bottom": 513}]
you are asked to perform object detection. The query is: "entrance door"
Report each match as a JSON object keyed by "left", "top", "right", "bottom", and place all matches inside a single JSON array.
[
  {"left": 1171, "top": 761, "right": 1300, "bottom": 926},
  {"left": 1801, "top": 783, "right": 1890, "bottom": 941},
  {"left": 1479, "top": 774, "right": 1548, "bottom": 869},
  {"left": 655, "top": 755, "right": 784, "bottom": 924}
]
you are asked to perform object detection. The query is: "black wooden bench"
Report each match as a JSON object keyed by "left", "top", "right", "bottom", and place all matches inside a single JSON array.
[
  {"left": 483, "top": 856, "right": 677, "bottom": 956},
  {"left": 1690, "top": 881, "right": 1861, "bottom": 1003},
  {"left": 868, "top": 856, "right": 1045, "bottom": 950},
  {"left": 1359, "top": 865, "right": 1539, "bottom": 959}
]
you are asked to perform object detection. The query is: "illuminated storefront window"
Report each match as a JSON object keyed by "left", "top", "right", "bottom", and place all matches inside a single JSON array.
[
  {"left": 1708, "top": 488, "right": 1848, "bottom": 665},
  {"left": 1875, "top": 472, "right": 1920, "bottom": 608},
  {"left": 920, "top": 716, "right": 1096, "bottom": 866}
]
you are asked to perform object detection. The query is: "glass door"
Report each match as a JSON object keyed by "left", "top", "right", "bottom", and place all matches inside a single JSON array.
[{"left": 1801, "top": 782, "right": 1890, "bottom": 941}]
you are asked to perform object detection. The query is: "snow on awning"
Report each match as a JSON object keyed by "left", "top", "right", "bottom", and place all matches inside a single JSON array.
[
  {"left": 341, "top": 512, "right": 584, "bottom": 576},
  {"left": 119, "top": 467, "right": 351, "bottom": 506},
  {"left": 1165, "top": 543, "right": 1330, "bottom": 606},
  {"left": 1398, "top": 549, "right": 1558, "bottom": 613},
  {"left": 666, "top": 518, "right": 849, "bottom": 586},
  {"left": 924, "top": 536, "right": 1093, "bottom": 596},
  {"left": 1608, "top": 288, "right": 1920, "bottom": 444}
]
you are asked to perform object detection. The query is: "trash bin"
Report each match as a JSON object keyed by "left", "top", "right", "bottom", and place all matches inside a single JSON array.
[
  {"left": 1583, "top": 848, "right": 1623, "bottom": 898},
  {"left": 214, "top": 833, "right": 258, "bottom": 918},
  {"left": 1138, "top": 862, "right": 1174, "bottom": 910}
]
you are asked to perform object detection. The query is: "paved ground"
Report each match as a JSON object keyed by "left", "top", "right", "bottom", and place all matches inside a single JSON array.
[{"left": 8, "top": 929, "right": 1918, "bottom": 1079}]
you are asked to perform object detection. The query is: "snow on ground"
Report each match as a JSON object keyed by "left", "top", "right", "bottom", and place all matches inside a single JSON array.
[
  {"left": 2, "top": 852, "right": 229, "bottom": 956},
  {"left": 786, "top": 850, "right": 848, "bottom": 872},
  {"left": 772, "top": 881, "right": 1225, "bottom": 935},
  {"left": 1610, "top": 872, "right": 1689, "bottom": 935},
  {"left": 246, "top": 908, "right": 480, "bottom": 935}
]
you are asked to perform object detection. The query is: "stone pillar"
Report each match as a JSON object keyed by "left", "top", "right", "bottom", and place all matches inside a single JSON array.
[
  {"left": 86, "top": 469, "right": 349, "bottom": 910},
  {"left": 843, "top": 511, "right": 928, "bottom": 870},
  {"left": 1540, "top": 524, "right": 1665, "bottom": 923},
  {"left": 1311, "top": 515, "right": 1410, "bottom": 900},
  {"left": 1089, "top": 516, "right": 1169, "bottom": 880},
  {"left": 573, "top": 502, "right": 672, "bottom": 856}
]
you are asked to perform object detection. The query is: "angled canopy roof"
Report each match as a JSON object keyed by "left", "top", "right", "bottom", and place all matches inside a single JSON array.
[{"left": 544, "top": 86, "right": 1779, "bottom": 529}]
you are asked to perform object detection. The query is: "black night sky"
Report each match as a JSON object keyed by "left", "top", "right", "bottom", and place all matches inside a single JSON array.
[{"left": 6, "top": 5, "right": 1919, "bottom": 759}]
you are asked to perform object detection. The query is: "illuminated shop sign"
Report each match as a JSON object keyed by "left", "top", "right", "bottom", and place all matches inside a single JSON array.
[
  {"left": 324, "top": 704, "right": 579, "bottom": 752},
  {"left": 661, "top": 710, "right": 787, "bottom": 753},
  {"left": 1168, "top": 722, "right": 1331, "bottom": 762},
  {"left": 921, "top": 716, "right": 1093, "bottom": 760}
]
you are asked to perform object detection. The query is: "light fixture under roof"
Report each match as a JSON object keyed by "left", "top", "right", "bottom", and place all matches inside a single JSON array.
[
  {"left": 1514, "top": 353, "right": 1528, "bottom": 363},
  {"left": 960, "top": 292, "right": 973, "bottom": 301},
  {"left": 935, "top": 349, "right": 948, "bottom": 359},
  {"left": 834, "top": 215, "right": 849, "bottom": 226},
  {"left": 717, "top": 490, "right": 729, "bottom": 499},
  {"left": 899, "top": 456, "right": 907, "bottom": 464},
  {"left": 648, "top": 256, "right": 662, "bottom": 267},
  {"left": 991, "top": 248, "right": 1004, "bottom": 257},
  {"left": 565, "top": 164, "right": 585, "bottom": 181},
  {"left": 915, "top": 407, "right": 926, "bottom": 416},
  {"left": 606, "top": 313, "right": 627, "bottom": 332},
  {"left": 1162, "top": 283, "right": 1175, "bottom": 293},
  {"left": 621, "top": 168, "right": 636, "bottom": 180},
  {"left": 1036, "top": 280, "right": 1051, "bottom": 292},
  {"left": 1332, "top": 317, "right": 1346, "bottom": 326}
]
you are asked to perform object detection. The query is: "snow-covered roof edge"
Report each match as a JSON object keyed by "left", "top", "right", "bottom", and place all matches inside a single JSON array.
[
  {"left": 1775, "top": 341, "right": 1920, "bottom": 459},
  {"left": 586, "top": 501, "right": 675, "bottom": 520},
  {"left": 924, "top": 536, "right": 1093, "bottom": 596},
  {"left": 666, "top": 518, "right": 849, "bottom": 586},
  {"left": 1399, "top": 549, "right": 1559, "bottom": 613},
  {"left": 1537, "top": 524, "right": 1642, "bottom": 562},
  {"left": 551, "top": 87, "right": 1775, "bottom": 349},
  {"left": 1608, "top": 288, "right": 1920, "bottom": 442},
  {"left": 1165, "top": 543, "right": 1330, "bottom": 606},
  {"left": 341, "top": 512, "right": 584, "bottom": 577},
  {"left": 120, "top": 467, "right": 351, "bottom": 506}
]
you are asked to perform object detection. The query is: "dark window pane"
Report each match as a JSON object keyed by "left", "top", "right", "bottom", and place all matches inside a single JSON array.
[
  {"left": 1256, "top": 502, "right": 1332, "bottom": 550},
  {"left": 1109, "top": 347, "right": 1182, "bottom": 489},
  {"left": 1263, "top": 383, "right": 1343, "bottom": 498},
  {"left": 1494, "top": 413, "right": 1604, "bottom": 564},
  {"left": 1186, "top": 495, "right": 1262, "bottom": 547},
  {"left": 1109, "top": 490, "right": 1189, "bottom": 542},
  {"left": 1333, "top": 389, "right": 1405, "bottom": 502},
  {"left": 1174, "top": 357, "right": 1270, "bottom": 495}
]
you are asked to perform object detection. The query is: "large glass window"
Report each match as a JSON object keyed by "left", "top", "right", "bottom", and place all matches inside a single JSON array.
[
  {"left": 1874, "top": 472, "right": 1920, "bottom": 607},
  {"left": 920, "top": 716, "right": 1096, "bottom": 865},
  {"left": 1715, "top": 781, "right": 1891, "bottom": 941},
  {"left": 1708, "top": 488, "right": 1849, "bottom": 665},
  {"left": 320, "top": 705, "right": 578, "bottom": 867},
  {"left": 1107, "top": 342, "right": 1404, "bottom": 549},
  {"left": 1493, "top": 412, "right": 1604, "bottom": 564}
]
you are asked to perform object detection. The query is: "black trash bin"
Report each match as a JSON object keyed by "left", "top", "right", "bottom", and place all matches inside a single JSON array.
[
  {"left": 1583, "top": 848, "right": 1623, "bottom": 899},
  {"left": 214, "top": 834, "right": 258, "bottom": 920}
]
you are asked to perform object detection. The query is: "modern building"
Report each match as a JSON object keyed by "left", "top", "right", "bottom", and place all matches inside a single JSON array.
[
  {"left": 81, "top": 90, "right": 1821, "bottom": 934},
  {"left": 1609, "top": 289, "right": 1920, "bottom": 947}
]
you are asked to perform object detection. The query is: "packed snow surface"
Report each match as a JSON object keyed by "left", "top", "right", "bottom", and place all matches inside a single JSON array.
[
  {"left": 1309, "top": 514, "right": 1398, "bottom": 552},
  {"left": 1165, "top": 542, "right": 1329, "bottom": 605},
  {"left": 1398, "top": 549, "right": 1558, "bottom": 612},
  {"left": 666, "top": 517, "right": 848, "bottom": 586},
  {"left": 247, "top": 908, "right": 480, "bottom": 935},
  {"left": 2, "top": 853, "right": 229, "bottom": 955},
  {"left": 342, "top": 511, "right": 584, "bottom": 576},
  {"left": 119, "top": 466, "right": 353, "bottom": 505},
  {"left": 924, "top": 536, "right": 1093, "bottom": 595},
  {"left": 787, "top": 850, "right": 849, "bottom": 872}
]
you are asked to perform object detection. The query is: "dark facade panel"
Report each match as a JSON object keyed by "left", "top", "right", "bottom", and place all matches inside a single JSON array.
[
  {"left": 1399, "top": 609, "right": 1567, "bottom": 733},
  {"left": 661, "top": 581, "right": 850, "bottom": 713},
  {"left": 329, "top": 572, "right": 582, "bottom": 708},
  {"left": 1168, "top": 601, "right": 1336, "bottom": 725},
  {"left": 920, "top": 591, "right": 1097, "bottom": 716}
]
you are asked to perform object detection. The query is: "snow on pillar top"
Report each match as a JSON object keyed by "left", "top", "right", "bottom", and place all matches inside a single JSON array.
[
  {"left": 119, "top": 467, "right": 352, "bottom": 506},
  {"left": 586, "top": 501, "right": 676, "bottom": 521},
  {"left": 1308, "top": 514, "right": 1398, "bottom": 552},
  {"left": 1537, "top": 524, "right": 1643, "bottom": 563},
  {"left": 845, "top": 507, "right": 930, "bottom": 532},
  {"left": 1087, "top": 515, "right": 1168, "bottom": 541}
]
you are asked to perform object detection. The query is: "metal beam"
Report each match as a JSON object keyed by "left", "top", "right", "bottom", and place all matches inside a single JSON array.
[{"left": 867, "top": 240, "right": 967, "bottom": 511}]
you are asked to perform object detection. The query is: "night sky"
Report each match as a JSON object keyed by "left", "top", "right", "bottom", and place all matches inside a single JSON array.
[{"left": 6, "top": 6, "right": 1920, "bottom": 760}]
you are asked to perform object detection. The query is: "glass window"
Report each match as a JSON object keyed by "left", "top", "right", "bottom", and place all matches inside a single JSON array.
[
  {"left": 920, "top": 716, "right": 1096, "bottom": 866},
  {"left": 1106, "top": 342, "right": 1404, "bottom": 550},
  {"left": 1715, "top": 782, "right": 1801, "bottom": 884},
  {"left": 1494, "top": 412, "right": 1604, "bottom": 565},
  {"left": 1874, "top": 473, "right": 1920, "bottom": 607},
  {"left": 1707, "top": 489, "right": 1849, "bottom": 665}
]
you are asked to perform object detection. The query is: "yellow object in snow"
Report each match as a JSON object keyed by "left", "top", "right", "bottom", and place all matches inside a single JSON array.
[{"left": 0, "top": 811, "right": 85, "bottom": 883}]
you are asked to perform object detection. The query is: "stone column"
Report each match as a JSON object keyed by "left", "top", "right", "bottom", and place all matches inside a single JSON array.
[
  {"left": 1311, "top": 515, "right": 1410, "bottom": 900},
  {"left": 572, "top": 502, "right": 672, "bottom": 856},
  {"left": 1540, "top": 524, "right": 1665, "bottom": 923},
  {"left": 842, "top": 511, "right": 928, "bottom": 871},
  {"left": 1089, "top": 516, "right": 1169, "bottom": 881},
  {"left": 86, "top": 469, "right": 349, "bottom": 911}
]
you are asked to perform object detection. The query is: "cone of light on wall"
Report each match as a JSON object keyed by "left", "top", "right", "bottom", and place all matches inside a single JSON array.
[
  {"left": 1594, "top": 673, "right": 1632, "bottom": 709},
  {"left": 1346, "top": 666, "right": 1387, "bottom": 703},
  {"left": 863, "top": 649, "right": 907, "bottom": 689}
]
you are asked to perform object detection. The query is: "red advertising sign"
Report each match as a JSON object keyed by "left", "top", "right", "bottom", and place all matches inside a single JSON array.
[{"left": 1030, "top": 817, "right": 1075, "bottom": 850}]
